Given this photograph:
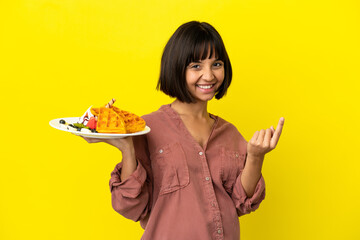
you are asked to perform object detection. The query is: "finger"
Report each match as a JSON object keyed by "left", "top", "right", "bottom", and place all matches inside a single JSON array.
[
  {"left": 80, "top": 136, "right": 94, "bottom": 143},
  {"left": 79, "top": 136, "right": 102, "bottom": 143},
  {"left": 250, "top": 130, "right": 260, "bottom": 143},
  {"left": 270, "top": 117, "right": 285, "bottom": 147},
  {"left": 276, "top": 117, "right": 285, "bottom": 135},
  {"left": 257, "top": 129, "right": 266, "bottom": 143},
  {"left": 271, "top": 126, "right": 275, "bottom": 134},
  {"left": 78, "top": 135, "right": 90, "bottom": 143},
  {"left": 264, "top": 128, "right": 272, "bottom": 147}
]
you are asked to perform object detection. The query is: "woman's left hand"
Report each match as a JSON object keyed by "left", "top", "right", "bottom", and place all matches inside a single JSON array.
[{"left": 247, "top": 117, "right": 285, "bottom": 159}]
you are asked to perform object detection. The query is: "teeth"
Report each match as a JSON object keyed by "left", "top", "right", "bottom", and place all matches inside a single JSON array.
[{"left": 198, "top": 85, "right": 213, "bottom": 89}]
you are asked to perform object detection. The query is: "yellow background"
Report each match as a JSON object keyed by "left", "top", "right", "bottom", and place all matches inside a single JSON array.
[{"left": 1, "top": 0, "right": 359, "bottom": 239}]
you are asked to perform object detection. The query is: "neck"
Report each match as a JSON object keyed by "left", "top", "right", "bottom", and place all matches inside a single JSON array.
[{"left": 171, "top": 99, "right": 209, "bottom": 119}]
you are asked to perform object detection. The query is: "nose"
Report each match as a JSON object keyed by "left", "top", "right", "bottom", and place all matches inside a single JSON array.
[{"left": 202, "top": 67, "right": 215, "bottom": 81}]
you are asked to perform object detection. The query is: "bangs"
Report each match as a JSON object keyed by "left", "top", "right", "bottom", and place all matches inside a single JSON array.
[{"left": 188, "top": 33, "right": 225, "bottom": 63}]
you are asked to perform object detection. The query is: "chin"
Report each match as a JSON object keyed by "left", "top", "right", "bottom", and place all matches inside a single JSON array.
[{"left": 194, "top": 95, "right": 216, "bottom": 103}]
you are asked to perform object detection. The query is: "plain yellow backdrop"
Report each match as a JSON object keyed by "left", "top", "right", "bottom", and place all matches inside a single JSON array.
[{"left": 1, "top": 0, "right": 359, "bottom": 239}]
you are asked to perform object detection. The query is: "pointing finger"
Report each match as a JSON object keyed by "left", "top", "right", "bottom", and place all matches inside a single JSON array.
[
  {"left": 276, "top": 117, "right": 285, "bottom": 135},
  {"left": 270, "top": 117, "right": 285, "bottom": 148}
]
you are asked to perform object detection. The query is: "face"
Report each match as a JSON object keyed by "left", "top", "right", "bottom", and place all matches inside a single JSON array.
[{"left": 185, "top": 54, "right": 225, "bottom": 103}]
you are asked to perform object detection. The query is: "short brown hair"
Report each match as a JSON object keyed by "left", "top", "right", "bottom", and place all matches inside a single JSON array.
[{"left": 157, "top": 21, "right": 232, "bottom": 103}]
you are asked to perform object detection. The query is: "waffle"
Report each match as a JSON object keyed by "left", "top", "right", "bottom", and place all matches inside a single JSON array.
[
  {"left": 111, "top": 106, "right": 146, "bottom": 133},
  {"left": 95, "top": 107, "right": 126, "bottom": 133},
  {"left": 90, "top": 107, "right": 100, "bottom": 116},
  {"left": 91, "top": 106, "right": 145, "bottom": 134}
]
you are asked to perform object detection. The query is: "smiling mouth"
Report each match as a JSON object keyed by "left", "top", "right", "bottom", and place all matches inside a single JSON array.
[{"left": 196, "top": 84, "right": 215, "bottom": 89}]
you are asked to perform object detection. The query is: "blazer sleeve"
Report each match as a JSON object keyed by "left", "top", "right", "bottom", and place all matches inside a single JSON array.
[{"left": 109, "top": 134, "right": 153, "bottom": 222}]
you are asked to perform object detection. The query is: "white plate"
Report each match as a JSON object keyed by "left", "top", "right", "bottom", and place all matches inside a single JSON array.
[{"left": 49, "top": 117, "right": 150, "bottom": 139}]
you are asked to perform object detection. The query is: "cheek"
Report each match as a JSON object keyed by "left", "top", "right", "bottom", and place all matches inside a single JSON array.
[
  {"left": 185, "top": 72, "right": 198, "bottom": 85},
  {"left": 216, "top": 70, "right": 225, "bottom": 83}
]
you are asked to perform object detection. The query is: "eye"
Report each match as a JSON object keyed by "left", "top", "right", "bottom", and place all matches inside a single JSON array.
[
  {"left": 213, "top": 62, "right": 223, "bottom": 67},
  {"left": 190, "top": 64, "right": 200, "bottom": 69}
]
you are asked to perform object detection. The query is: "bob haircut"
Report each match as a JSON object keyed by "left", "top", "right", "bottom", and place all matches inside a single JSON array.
[{"left": 157, "top": 21, "right": 232, "bottom": 103}]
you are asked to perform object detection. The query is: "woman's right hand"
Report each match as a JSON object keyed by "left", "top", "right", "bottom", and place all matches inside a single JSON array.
[
  {"left": 79, "top": 99, "right": 138, "bottom": 180},
  {"left": 80, "top": 136, "right": 137, "bottom": 181}
]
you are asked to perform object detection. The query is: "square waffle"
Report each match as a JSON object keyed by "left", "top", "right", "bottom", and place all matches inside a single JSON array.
[
  {"left": 96, "top": 107, "right": 126, "bottom": 133},
  {"left": 111, "top": 106, "right": 146, "bottom": 133}
]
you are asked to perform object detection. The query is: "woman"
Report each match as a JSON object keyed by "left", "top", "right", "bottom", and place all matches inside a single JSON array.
[{"left": 83, "top": 21, "right": 284, "bottom": 240}]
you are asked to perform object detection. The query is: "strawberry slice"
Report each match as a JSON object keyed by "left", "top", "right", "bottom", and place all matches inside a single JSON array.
[{"left": 86, "top": 117, "right": 97, "bottom": 130}]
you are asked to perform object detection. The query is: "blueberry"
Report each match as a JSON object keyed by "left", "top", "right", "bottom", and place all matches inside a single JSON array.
[{"left": 59, "top": 119, "right": 66, "bottom": 124}]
